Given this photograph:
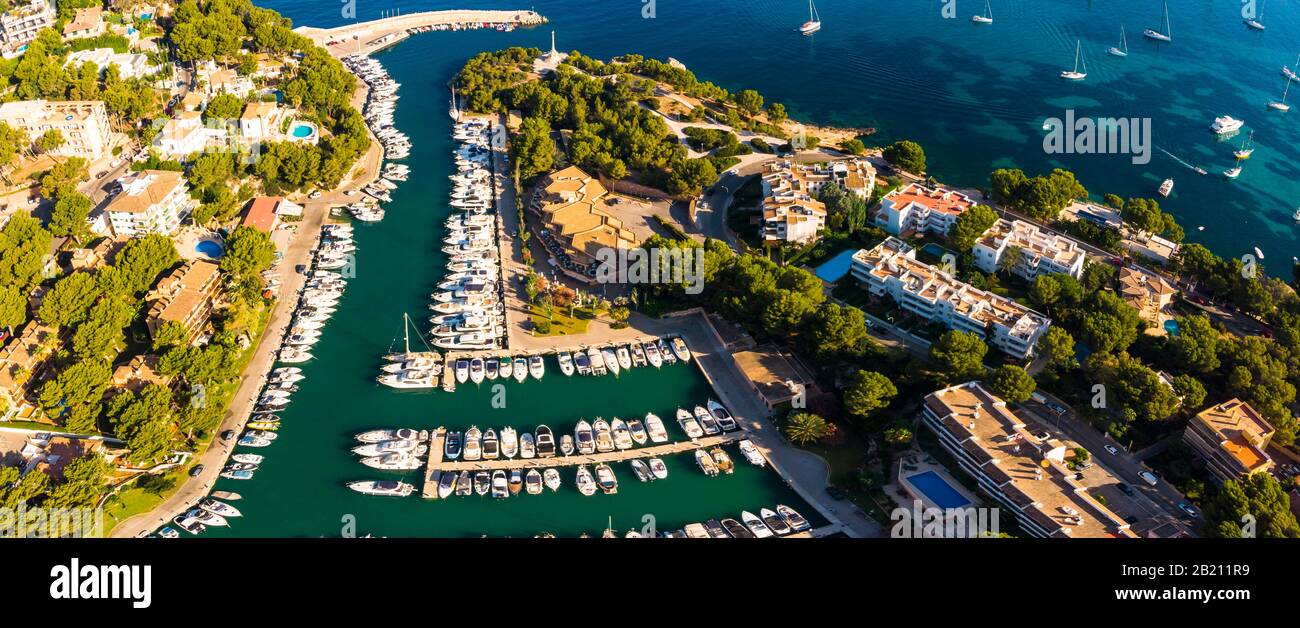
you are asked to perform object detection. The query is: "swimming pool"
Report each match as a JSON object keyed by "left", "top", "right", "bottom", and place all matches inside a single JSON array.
[
  {"left": 290, "top": 122, "right": 315, "bottom": 139},
  {"left": 1164, "top": 319, "right": 1181, "bottom": 336},
  {"left": 814, "top": 249, "right": 856, "bottom": 283},
  {"left": 904, "top": 470, "right": 972, "bottom": 510},
  {"left": 195, "top": 239, "right": 224, "bottom": 259}
]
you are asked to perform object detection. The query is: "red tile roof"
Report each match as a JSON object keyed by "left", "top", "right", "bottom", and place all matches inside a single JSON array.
[{"left": 241, "top": 197, "right": 280, "bottom": 233}]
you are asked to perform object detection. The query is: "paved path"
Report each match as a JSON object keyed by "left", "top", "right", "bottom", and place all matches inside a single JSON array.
[{"left": 296, "top": 9, "right": 546, "bottom": 58}]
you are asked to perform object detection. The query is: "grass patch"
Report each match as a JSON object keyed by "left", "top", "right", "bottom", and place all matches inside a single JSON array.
[
  {"left": 0, "top": 420, "right": 100, "bottom": 435},
  {"left": 529, "top": 304, "right": 594, "bottom": 336},
  {"left": 102, "top": 468, "right": 187, "bottom": 535}
]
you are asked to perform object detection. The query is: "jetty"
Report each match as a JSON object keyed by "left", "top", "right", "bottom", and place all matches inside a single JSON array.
[
  {"left": 295, "top": 9, "right": 547, "bottom": 57},
  {"left": 421, "top": 428, "right": 447, "bottom": 498},
  {"left": 425, "top": 432, "right": 743, "bottom": 475}
]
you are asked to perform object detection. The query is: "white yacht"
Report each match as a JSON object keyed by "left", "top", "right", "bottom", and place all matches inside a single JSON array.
[
  {"left": 557, "top": 351, "right": 575, "bottom": 376},
  {"left": 347, "top": 480, "right": 415, "bottom": 497},
  {"left": 501, "top": 427, "right": 519, "bottom": 459},
  {"left": 644, "top": 413, "right": 669, "bottom": 443},
  {"left": 1210, "top": 116, "right": 1244, "bottom": 135},
  {"left": 676, "top": 408, "right": 704, "bottom": 439}
]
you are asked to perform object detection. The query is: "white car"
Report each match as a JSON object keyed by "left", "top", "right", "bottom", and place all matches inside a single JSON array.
[
  {"left": 1104, "top": 444, "right": 1120, "bottom": 455},
  {"left": 1139, "top": 471, "right": 1159, "bottom": 486}
]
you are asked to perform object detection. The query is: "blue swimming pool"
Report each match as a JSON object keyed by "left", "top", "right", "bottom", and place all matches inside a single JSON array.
[
  {"left": 814, "top": 249, "right": 856, "bottom": 283},
  {"left": 195, "top": 240, "right": 224, "bottom": 259},
  {"left": 1164, "top": 320, "right": 1181, "bottom": 336},
  {"left": 290, "top": 123, "right": 314, "bottom": 138},
  {"left": 905, "top": 470, "right": 972, "bottom": 510}
]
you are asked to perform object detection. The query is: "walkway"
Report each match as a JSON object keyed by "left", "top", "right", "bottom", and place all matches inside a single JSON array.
[{"left": 295, "top": 9, "right": 547, "bottom": 58}]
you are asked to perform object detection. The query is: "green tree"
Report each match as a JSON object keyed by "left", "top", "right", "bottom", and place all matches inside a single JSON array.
[
  {"left": 765, "top": 102, "right": 787, "bottom": 123},
  {"left": 512, "top": 115, "right": 555, "bottom": 181},
  {"left": 948, "top": 204, "right": 998, "bottom": 251},
  {"left": 1037, "top": 326, "right": 1077, "bottom": 371},
  {"left": 45, "top": 454, "right": 113, "bottom": 508},
  {"left": 784, "top": 412, "right": 833, "bottom": 445},
  {"left": 1166, "top": 314, "right": 1220, "bottom": 374},
  {"left": 35, "top": 129, "right": 65, "bottom": 154},
  {"left": 1205, "top": 473, "right": 1300, "bottom": 538},
  {"left": 882, "top": 140, "right": 926, "bottom": 174},
  {"left": 220, "top": 226, "right": 276, "bottom": 285},
  {"left": 929, "top": 330, "right": 988, "bottom": 383},
  {"left": 734, "top": 89, "right": 764, "bottom": 116},
  {"left": 843, "top": 370, "right": 897, "bottom": 419},
  {"left": 38, "top": 272, "right": 100, "bottom": 328},
  {"left": 48, "top": 187, "right": 93, "bottom": 243},
  {"left": 987, "top": 365, "right": 1036, "bottom": 403},
  {"left": 0, "top": 285, "right": 26, "bottom": 330},
  {"left": 804, "top": 302, "right": 870, "bottom": 360}
]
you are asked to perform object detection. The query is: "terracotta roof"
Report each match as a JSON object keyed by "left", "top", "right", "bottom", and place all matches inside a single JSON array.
[
  {"left": 1192, "top": 399, "right": 1274, "bottom": 473},
  {"left": 241, "top": 197, "right": 281, "bottom": 233},
  {"left": 105, "top": 170, "right": 185, "bottom": 215},
  {"left": 884, "top": 182, "right": 976, "bottom": 216}
]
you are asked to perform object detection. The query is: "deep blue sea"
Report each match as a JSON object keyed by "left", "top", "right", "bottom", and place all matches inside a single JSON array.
[{"left": 267, "top": 0, "right": 1300, "bottom": 269}]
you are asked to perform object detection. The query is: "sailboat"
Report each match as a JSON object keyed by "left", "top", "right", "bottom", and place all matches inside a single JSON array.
[
  {"left": 1244, "top": 1, "right": 1265, "bottom": 31},
  {"left": 1223, "top": 166, "right": 1242, "bottom": 179},
  {"left": 448, "top": 84, "right": 460, "bottom": 120},
  {"left": 971, "top": 0, "right": 992, "bottom": 24},
  {"left": 798, "top": 0, "right": 821, "bottom": 34},
  {"left": 1144, "top": 2, "right": 1172, "bottom": 42},
  {"left": 1108, "top": 25, "right": 1128, "bottom": 57},
  {"left": 1269, "top": 70, "right": 1293, "bottom": 111},
  {"left": 1234, "top": 132, "right": 1255, "bottom": 160},
  {"left": 1061, "top": 40, "right": 1087, "bottom": 80}
]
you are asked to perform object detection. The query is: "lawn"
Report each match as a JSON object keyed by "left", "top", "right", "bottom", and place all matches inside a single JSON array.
[
  {"left": 102, "top": 469, "right": 186, "bottom": 535},
  {"left": 794, "top": 429, "right": 894, "bottom": 525},
  {"left": 529, "top": 304, "right": 595, "bottom": 336}
]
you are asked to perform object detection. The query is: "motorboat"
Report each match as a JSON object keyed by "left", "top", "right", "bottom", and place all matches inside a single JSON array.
[
  {"left": 520, "top": 432, "right": 536, "bottom": 459},
  {"left": 347, "top": 480, "right": 415, "bottom": 497},
  {"left": 497, "top": 354, "right": 513, "bottom": 379},
  {"left": 355, "top": 428, "right": 421, "bottom": 443},
  {"left": 434, "top": 333, "right": 496, "bottom": 351},
  {"left": 445, "top": 431, "right": 462, "bottom": 460},
  {"left": 513, "top": 357, "right": 528, "bottom": 383},
  {"left": 778, "top": 504, "right": 812, "bottom": 532},
  {"left": 683, "top": 523, "right": 711, "bottom": 539},
  {"left": 1158, "top": 178, "right": 1174, "bottom": 197},
  {"left": 742, "top": 511, "right": 774, "bottom": 538},
  {"left": 695, "top": 405, "right": 720, "bottom": 435},
  {"left": 360, "top": 452, "right": 423, "bottom": 470},
  {"left": 648, "top": 458, "right": 668, "bottom": 480},
  {"left": 528, "top": 355, "right": 545, "bottom": 380},
  {"left": 711, "top": 447, "right": 734, "bottom": 474},
  {"left": 464, "top": 426, "right": 482, "bottom": 461},
  {"left": 658, "top": 339, "right": 677, "bottom": 365},
  {"left": 761, "top": 508, "right": 792, "bottom": 535},
  {"left": 474, "top": 471, "right": 490, "bottom": 496},
  {"left": 575, "top": 421, "right": 596, "bottom": 455},
  {"left": 501, "top": 427, "right": 519, "bottom": 459},
  {"left": 482, "top": 428, "right": 500, "bottom": 460},
  {"left": 642, "top": 416, "right": 665, "bottom": 444},
  {"left": 535, "top": 425, "right": 556, "bottom": 457},
  {"left": 739, "top": 439, "right": 766, "bottom": 467},
  {"left": 438, "top": 472, "right": 457, "bottom": 499},
  {"left": 616, "top": 346, "right": 632, "bottom": 370},
  {"left": 455, "top": 359, "right": 469, "bottom": 383},
  {"left": 231, "top": 454, "right": 263, "bottom": 465},
  {"left": 707, "top": 399, "right": 739, "bottom": 431},
  {"left": 557, "top": 351, "right": 575, "bottom": 376},
  {"left": 601, "top": 348, "right": 620, "bottom": 376},
  {"left": 670, "top": 337, "right": 692, "bottom": 362},
  {"left": 722, "top": 518, "right": 754, "bottom": 538},
  {"left": 560, "top": 434, "right": 575, "bottom": 456},
  {"left": 172, "top": 516, "right": 206, "bottom": 535},
  {"left": 185, "top": 508, "right": 228, "bottom": 527},
  {"left": 575, "top": 465, "right": 597, "bottom": 496},
  {"left": 587, "top": 346, "right": 607, "bottom": 375},
  {"left": 490, "top": 470, "right": 509, "bottom": 499},
  {"left": 705, "top": 519, "right": 729, "bottom": 538},
  {"left": 1210, "top": 115, "right": 1244, "bottom": 135},
  {"left": 525, "top": 469, "right": 543, "bottom": 495},
  {"left": 628, "top": 418, "right": 648, "bottom": 445},
  {"left": 592, "top": 419, "right": 615, "bottom": 453},
  {"left": 469, "top": 358, "right": 485, "bottom": 384},
  {"left": 508, "top": 469, "right": 523, "bottom": 495},
  {"left": 543, "top": 468, "right": 562, "bottom": 492},
  {"left": 456, "top": 470, "right": 473, "bottom": 496},
  {"left": 630, "top": 459, "right": 653, "bottom": 482},
  {"left": 696, "top": 449, "right": 719, "bottom": 476},
  {"left": 237, "top": 435, "right": 272, "bottom": 448},
  {"left": 574, "top": 351, "right": 591, "bottom": 375},
  {"left": 630, "top": 342, "right": 647, "bottom": 367},
  {"left": 611, "top": 417, "right": 634, "bottom": 451},
  {"left": 644, "top": 341, "right": 662, "bottom": 368},
  {"left": 594, "top": 463, "right": 619, "bottom": 494},
  {"left": 677, "top": 408, "right": 704, "bottom": 439},
  {"left": 198, "top": 498, "right": 242, "bottom": 518}
]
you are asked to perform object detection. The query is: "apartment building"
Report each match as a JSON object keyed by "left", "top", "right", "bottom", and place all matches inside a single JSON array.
[
  {"left": 0, "top": 0, "right": 53, "bottom": 57},
  {"left": 529, "top": 166, "right": 639, "bottom": 266},
  {"left": 0, "top": 321, "right": 58, "bottom": 421},
  {"left": 1183, "top": 399, "right": 1276, "bottom": 483},
  {"left": 922, "top": 382, "right": 1138, "bottom": 538},
  {"left": 145, "top": 260, "right": 223, "bottom": 343},
  {"left": 972, "top": 218, "right": 1087, "bottom": 280},
  {"left": 875, "top": 182, "right": 976, "bottom": 237},
  {"left": 0, "top": 99, "right": 113, "bottom": 160},
  {"left": 851, "top": 237, "right": 1050, "bottom": 359},
  {"left": 65, "top": 48, "right": 160, "bottom": 79},
  {"left": 104, "top": 169, "right": 193, "bottom": 237}
]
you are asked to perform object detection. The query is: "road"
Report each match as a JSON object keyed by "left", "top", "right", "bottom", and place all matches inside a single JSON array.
[{"left": 1022, "top": 392, "right": 1196, "bottom": 537}]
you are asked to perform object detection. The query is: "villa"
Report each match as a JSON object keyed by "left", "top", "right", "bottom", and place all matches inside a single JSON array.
[
  {"left": 1118, "top": 266, "right": 1177, "bottom": 328},
  {"left": 972, "top": 219, "right": 1087, "bottom": 280},
  {"left": 1124, "top": 232, "right": 1180, "bottom": 266},
  {"left": 762, "top": 157, "right": 877, "bottom": 200},
  {"left": 62, "top": 6, "right": 105, "bottom": 40},
  {"left": 240, "top": 196, "right": 301, "bottom": 233},
  {"left": 530, "top": 166, "right": 639, "bottom": 268},
  {"left": 0, "top": 321, "right": 58, "bottom": 421},
  {"left": 850, "top": 237, "right": 1050, "bottom": 359},
  {"left": 921, "top": 381, "right": 1138, "bottom": 538},
  {"left": 65, "top": 48, "right": 160, "bottom": 79},
  {"left": 152, "top": 111, "right": 230, "bottom": 160},
  {"left": 196, "top": 60, "right": 254, "bottom": 98},
  {"left": 111, "top": 355, "right": 170, "bottom": 393},
  {"left": 239, "top": 101, "right": 288, "bottom": 140},
  {"left": 1182, "top": 399, "right": 1276, "bottom": 483},
  {"left": 0, "top": 0, "right": 53, "bottom": 58},
  {"left": 144, "top": 260, "right": 223, "bottom": 343},
  {"left": 103, "top": 169, "right": 194, "bottom": 237},
  {"left": 0, "top": 99, "right": 113, "bottom": 161},
  {"left": 875, "top": 182, "right": 976, "bottom": 238}
]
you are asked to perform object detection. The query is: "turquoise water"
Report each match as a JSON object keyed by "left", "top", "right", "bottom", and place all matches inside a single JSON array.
[
  {"left": 290, "top": 122, "right": 314, "bottom": 138},
  {"left": 905, "top": 470, "right": 972, "bottom": 509},
  {"left": 814, "top": 249, "right": 856, "bottom": 282},
  {"left": 1164, "top": 319, "right": 1181, "bottom": 335},
  {"left": 195, "top": 239, "right": 224, "bottom": 259}
]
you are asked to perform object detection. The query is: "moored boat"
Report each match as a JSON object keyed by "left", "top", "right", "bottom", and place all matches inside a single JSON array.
[
  {"left": 761, "top": 507, "right": 793, "bottom": 535},
  {"left": 525, "top": 469, "right": 543, "bottom": 495},
  {"left": 347, "top": 480, "right": 415, "bottom": 497},
  {"left": 777, "top": 504, "right": 812, "bottom": 532},
  {"left": 535, "top": 424, "right": 556, "bottom": 457},
  {"left": 677, "top": 408, "right": 704, "bottom": 439},
  {"left": 696, "top": 449, "right": 719, "bottom": 476},
  {"left": 543, "top": 468, "right": 562, "bottom": 492},
  {"left": 594, "top": 463, "right": 619, "bottom": 494},
  {"left": 575, "top": 465, "right": 597, "bottom": 496},
  {"left": 645, "top": 413, "right": 669, "bottom": 443},
  {"left": 742, "top": 510, "right": 774, "bottom": 538},
  {"left": 708, "top": 399, "right": 738, "bottom": 431}
]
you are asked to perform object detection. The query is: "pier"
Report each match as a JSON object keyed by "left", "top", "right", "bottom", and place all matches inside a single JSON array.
[
  {"left": 421, "top": 428, "right": 447, "bottom": 498},
  {"left": 424, "top": 432, "right": 744, "bottom": 475},
  {"left": 295, "top": 10, "right": 547, "bottom": 58}
]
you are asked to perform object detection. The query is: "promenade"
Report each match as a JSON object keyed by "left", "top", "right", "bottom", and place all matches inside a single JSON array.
[{"left": 295, "top": 10, "right": 546, "bottom": 58}]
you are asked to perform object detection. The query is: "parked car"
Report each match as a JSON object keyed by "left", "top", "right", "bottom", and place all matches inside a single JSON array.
[
  {"left": 1104, "top": 444, "right": 1120, "bottom": 455},
  {"left": 220, "top": 430, "right": 235, "bottom": 441},
  {"left": 188, "top": 464, "right": 205, "bottom": 478},
  {"left": 1138, "top": 470, "right": 1159, "bottom": 486}
]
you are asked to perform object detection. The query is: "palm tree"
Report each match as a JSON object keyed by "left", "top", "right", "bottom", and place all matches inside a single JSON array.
[{"left": 784, "top": 412, "right": 832, "bottom": 445}]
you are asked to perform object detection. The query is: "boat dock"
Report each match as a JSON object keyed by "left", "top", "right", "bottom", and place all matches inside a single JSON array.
[
  {"left": 425, "top": 432, "right": 744, "bottom": 473},
  {"left": 295, "top": 9, "right": 547, "bottom": 58},
  {"left": 421, "top": 428, "right": 447, "bottom": 498}
]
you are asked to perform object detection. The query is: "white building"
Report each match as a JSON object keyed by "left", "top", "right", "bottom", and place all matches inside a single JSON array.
[
  {"left": 65, "top": 48, "right": 160, "bottom": 80},
  {"left": 0, "top": 0, "right": 53, "bottom": 57},
  {"left": 196, "top": 61, "right": 254, "bottom": 98},
  {"left": 104, "top": 169, "right": 193, "bottom": 237},
  {"left": 0, "top": 99, "right": 113, "bottom": 161},
  {"left": 972, "top": 219, "right": 1087, "bottom": 280},
  {"left": 152, "top": 111, "right": 230, "bottom": 160},
  {"left": 62, "top": 6, "right": 105, "bottom": 40},
  {"left": 238, "top": 101, "right": 287, "bottom": 140},
  {"left": 875, "top": 182, "right": 976, "bottom": 237},
  {"left": 850, "top": 237, "right": 1051, "bottom": 359},
  {"left": 758, "top": 158, "right": 876, "bottom": 245}
]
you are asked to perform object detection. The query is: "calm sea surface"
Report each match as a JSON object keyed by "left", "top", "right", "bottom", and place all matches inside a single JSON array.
[{"left": 203, "top": 0, "right": 1299, "bottom": 536}]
